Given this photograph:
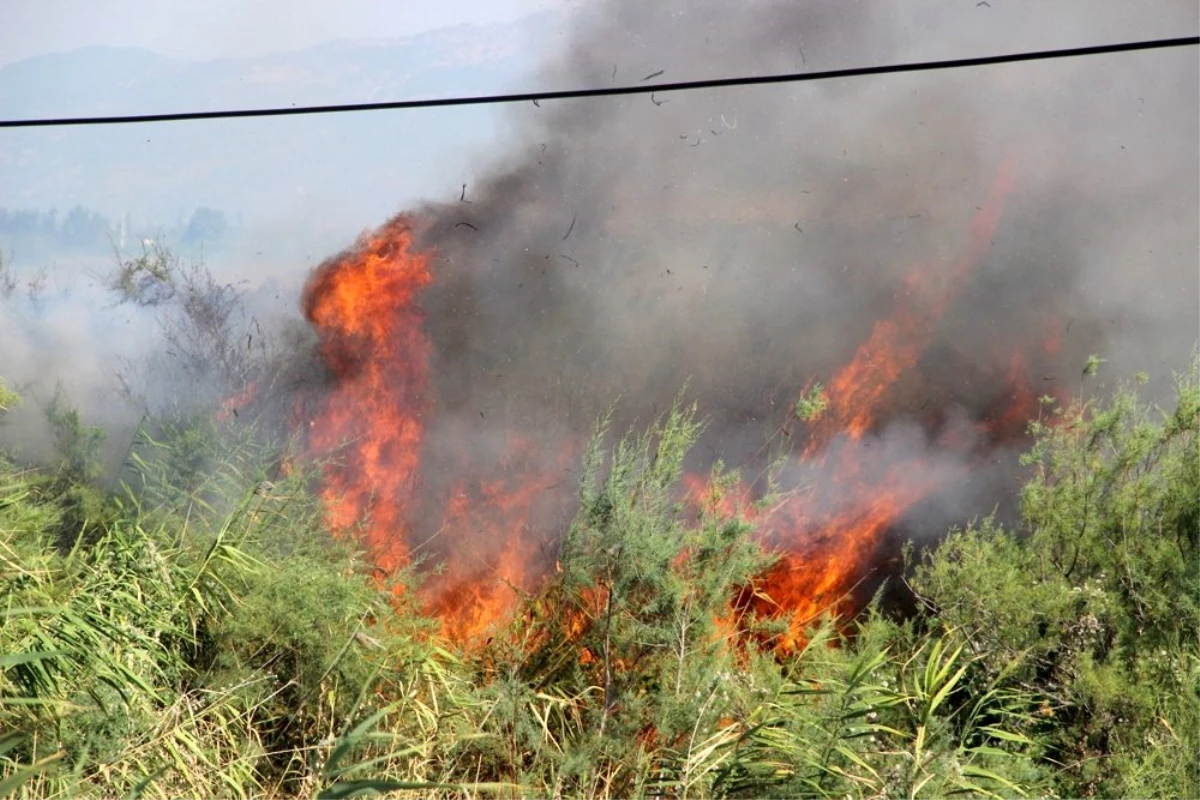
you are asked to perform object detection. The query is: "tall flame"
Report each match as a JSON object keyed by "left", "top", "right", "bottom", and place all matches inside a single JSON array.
[
  {"left": 302, "top": 218, "right": 568, "bottom": 635},
  {"left": 303, "top": 217, "right": 432, "bottom": 573},
  {"left": 720, "top": 159, "right": 1017, "bottom": 649},
  {"left": 806, "top": 157, "right": 1015, "bottom": 453}
]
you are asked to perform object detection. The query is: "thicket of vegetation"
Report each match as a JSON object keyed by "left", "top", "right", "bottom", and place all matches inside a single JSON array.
[{"left": 1, "top": 253, "right": 1196, "bottom": 799}]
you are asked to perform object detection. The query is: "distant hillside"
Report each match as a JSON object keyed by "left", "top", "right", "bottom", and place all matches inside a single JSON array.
[{"left": 0, "top": 13, "right": 560, "bottom": 226}]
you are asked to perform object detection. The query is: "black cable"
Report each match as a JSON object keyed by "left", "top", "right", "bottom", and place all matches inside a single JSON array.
[{"left": 1, "top": 35, "right": 1195, "bottom": 129}]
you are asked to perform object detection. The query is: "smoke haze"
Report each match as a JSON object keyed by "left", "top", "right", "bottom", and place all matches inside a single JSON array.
[
  {"left": 396, "top": 0, "right": 1196, "bottom": 508},
  {"left": 2, "top": 1, "right": 1195, "bottom": 612}
]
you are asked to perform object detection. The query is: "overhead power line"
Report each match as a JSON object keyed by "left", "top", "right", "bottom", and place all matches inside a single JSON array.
[{"left": 1, "top": 35, "right": 1195, "bottom": 129}]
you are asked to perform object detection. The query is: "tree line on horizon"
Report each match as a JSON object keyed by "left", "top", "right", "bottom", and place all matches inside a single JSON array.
[{"left": 0, "top": 206, "right": 231, "bottom": 261}]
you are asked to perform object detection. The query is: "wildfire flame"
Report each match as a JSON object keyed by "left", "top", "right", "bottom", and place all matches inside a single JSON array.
[
  {"left": 298, "top": 158, "right": 1045, "bottom": 651},
  {"left": 303, "top": 217, "right": 432, "bottom": 573},
  {"left": 302, "top": 219, "right": 568, "bottom": 636},
  {"left": 737, "top": 158, "right": 1019, "bottom": 648},
  {"left": 805, "top": 157, "right": 1015, "bottom": 453}
]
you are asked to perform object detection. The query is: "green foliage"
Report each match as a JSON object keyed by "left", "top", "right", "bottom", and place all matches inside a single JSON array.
[
  {"left": 556, "top": 401, "right": 771, "bottom": 733},
  {"left": 794, "top": 382, "right": 828, "bottom": 422},
  {"left": 0, "top": 378, "right": 18, "bottom": 417},
  {"left": 108, "top": 244, "right": 278, "bottom": 423},
  {"left": 107, "top": 243, "right": 179, "bottom": 307},
  {"left": 0, "top": 409, "right": 414, "bottom": 797},
  {"left": 717, "top": 615, "right": 1047, "bottom": 800},
  {"left": 2, "top": 353, "right": 1195, "bottom": 799},
  {"left": 434, "top": 403, "right": 775, "bottom": 797},
  {"left": 35, "top": 390, "right": 114, "bottom": 548},
  {"left": 43, "top": 389, "right": 106, "bottom": 485},
  {"left": 0, "top": 451, "right": 258, "bottom": 796},
  {"left": 911, "top": 358, "right": 1199, "bottom": 799},
  {"left": 1082, "top": 353, "right": 1106, "bottom": 378}
]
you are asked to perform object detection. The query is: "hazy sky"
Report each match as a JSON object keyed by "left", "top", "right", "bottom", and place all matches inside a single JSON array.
[{"left": 0, "top": 0, "right": 564, "bottom": 66}]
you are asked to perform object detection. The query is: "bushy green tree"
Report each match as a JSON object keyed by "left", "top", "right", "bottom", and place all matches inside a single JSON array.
[
  {"left": 719, "top": 615, "right": 1047, "bottom": 800},
  {"left": 0, "top": 383, "right": 425, "bottom": 797},
  {"left": 910, "top": 360, "right": 1199, "bottom": 798},
  {"left": 558, "top": 404, "right": 769, "bottom": 733}
]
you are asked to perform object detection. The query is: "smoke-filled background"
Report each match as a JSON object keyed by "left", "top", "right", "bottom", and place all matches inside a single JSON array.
[
  {"left": 334, "top": 0, "right": 1197, "bottom": 571},
  {"left": 415, "top": 0, "right": 1196, "bottom": 427},
  {"left": 2, "top": 0, "right": 1197, "bottom": 630}
]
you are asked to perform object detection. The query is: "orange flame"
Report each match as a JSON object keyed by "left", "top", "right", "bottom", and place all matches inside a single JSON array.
[
  {"left": 303, "top": 216, "right": 432, "bottom": 573},
  {"left": 735, "top": 159, "right": 1018, "bottom": 649},
  {"left": 419, "top": 435, "right": 570, "bottom": 640},
  {"left": 806, "top": 157, "right": 1015, "bottom": 453},
  {"left": 302, "top": 222, "right": 571, "bottom": 637},
  {"left": 215, "top": 380, "right": 257, "bottom": 424}
]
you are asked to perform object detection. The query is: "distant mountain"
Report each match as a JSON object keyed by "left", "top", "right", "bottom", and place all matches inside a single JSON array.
[
  {"left": 1, "top": 16, "right": 561, "bottom": 118},
  {"left": 0, "top": 13, "right": 562, "bottom": 229}
]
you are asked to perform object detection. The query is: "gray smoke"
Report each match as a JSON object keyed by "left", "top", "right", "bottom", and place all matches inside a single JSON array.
[
  {"left": 305, "top": 3, "right": 1193, "bottom": 606},
  {"left": 390, "top": 0, "right": 1196, "bottom": 541},
  {"left": 0, "top": 242, "right": 319, "bottom": 474},
  {"left": 0, "top": 272, "right": 155, "bottom": 466}
]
